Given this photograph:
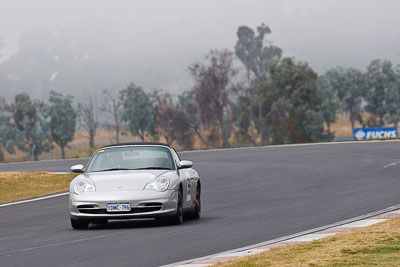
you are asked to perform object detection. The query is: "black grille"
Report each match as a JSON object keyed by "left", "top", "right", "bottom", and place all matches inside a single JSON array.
[
  {"left": 133, "top": 207, "right": 162, "bottom": 213},
  {"left": 140, "top": 202, "right": 163, "bottom": 207}
]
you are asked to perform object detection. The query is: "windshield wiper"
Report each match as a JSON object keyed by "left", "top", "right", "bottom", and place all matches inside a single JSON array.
[
  {"left": 94, "top": 168, "right": 133, "bottom": 172},
  {"left": 133, "top": 167, "right": 172, "bottom": 170}
]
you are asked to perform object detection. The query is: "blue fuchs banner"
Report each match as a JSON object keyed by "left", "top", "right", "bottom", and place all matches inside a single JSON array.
[{"left": 353, "top": 127, "right": 398, "bottom": 141}]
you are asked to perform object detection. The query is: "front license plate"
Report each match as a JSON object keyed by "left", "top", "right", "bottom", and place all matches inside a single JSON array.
[{"left": 107, "top": 203, "right": 131, "bottom": 212}]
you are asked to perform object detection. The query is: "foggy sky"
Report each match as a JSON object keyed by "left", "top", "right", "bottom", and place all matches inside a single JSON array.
[{"left": 0, "top": 0, "right": 399, "bottom": 97}]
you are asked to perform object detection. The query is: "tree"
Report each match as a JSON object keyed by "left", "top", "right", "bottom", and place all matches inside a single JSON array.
[
  {"left": 189, "top": 49, "right": 237, "bottom": 148},
  {"left": 78, "top": 95, "right": 98, "bottom": 148},
  {"left": 154, "top": 93, "right": 177, "bottom": 144},
  {"left": 269, "top": 58, "right": 333, "bottom": 144},
  {"left": 153, "top": 91, "right": 205, "bottom": 150},
  {"left": 319, "top": 85, "right": 339, "bottom": 135},
  {"left": 235, "top": 23, "right": 282, "bottom": 145},
  {"left": 0, "top": 98, "right": 17, "bottom": 161},
  {"left": 121, "top": 83, "right": 157, "bottom": 141},
  {"left": 10, "top": 94, "right": 53, "bottom": 160},
  {"left": 46, "top": 91, "right": 76, "bottom": 159},
  {"left": 231, "top": 94, "right": 256, "bottom": 145},
  {"left": 385, "top": 66, "right": 400, "bottom": 127},
  {"left": 101, "top": 88, "right": 123, "bottom": 143},
  {"left": 365, "top": 59, "right": 397, "bottom": 126},
  {"left": 320, "top": 67, "right": 364, "bottom": 131},
  {"left": 175, "top": 91, "right": 207, "bottom": 149}
]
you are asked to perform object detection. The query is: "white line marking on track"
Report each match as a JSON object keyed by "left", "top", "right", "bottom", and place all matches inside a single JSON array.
[
  {"left": 0, "top": 192, "right": 68, "bottom": 208},
  {"left": 383, "top": 160, "right": 400, "bottom": 168}
]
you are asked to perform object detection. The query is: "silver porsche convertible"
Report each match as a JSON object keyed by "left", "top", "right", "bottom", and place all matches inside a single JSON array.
[{"left": 69, "top": 142, "right": 201, "bottom": 229}]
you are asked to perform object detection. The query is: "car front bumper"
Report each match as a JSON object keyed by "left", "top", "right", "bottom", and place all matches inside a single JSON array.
[{"left": 69, "top": 189, "right": 178, "bottom": 220}]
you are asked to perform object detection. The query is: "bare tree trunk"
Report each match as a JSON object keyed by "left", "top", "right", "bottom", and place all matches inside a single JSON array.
[
  {"left": 246, "top": 68, "right": 257, "bottom": 146},
  {"left": 79, "top": 95, "right": 98, "bottom": 149},
  {"left": 257, "top": 96, "right": 265, "bottom": 145},
  {"left": 32, "top": 145, "right": 39, "bottom": 161},
  {"left": 61, "top": 144, "right": 65, "bottom": 159},
  {"left": 115, "top": 120, "right": 120, "bottom": 143},
  {"left": 31, "top": 144, "right": 36, "bottom": 161},
  {"left": 139, "top": 130, "right": 145, "bottom": 141},
  {"left": 89, "top": 128, "right": 95, "bottom": 148},
  {"left": 102, "top": 89, "right": 122, "bottom": 144},
  {"left": 218, "top": 115, "right": 229, "bottom": 148},
  {"left": 350, "top": 113, "right": 355, "bottom": 132},
  {"left": 379, "top": 115, "right": 384, "bottom": 127}
]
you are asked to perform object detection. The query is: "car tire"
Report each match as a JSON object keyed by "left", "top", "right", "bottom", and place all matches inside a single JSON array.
[
  {"left": 191, "top": 186, "right": 201, "bottom": 220},
  {"left": 168, "top": 190, "right": 183, "bottom": 225},
  {"left": 70, "top": 217, "right": 89, "bottom": 229}
]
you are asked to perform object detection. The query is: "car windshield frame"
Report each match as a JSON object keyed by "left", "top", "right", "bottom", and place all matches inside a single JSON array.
[{"left": 85, "top": 145, "right": 176, "bottom": 173}]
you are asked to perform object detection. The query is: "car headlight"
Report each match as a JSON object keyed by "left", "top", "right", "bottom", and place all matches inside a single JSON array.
[
  {"left": 74, "top": 179, "right": 96, "bottom": 195},
  {"left": 144, "top": 176, "right": 170, "bottom": 192}
]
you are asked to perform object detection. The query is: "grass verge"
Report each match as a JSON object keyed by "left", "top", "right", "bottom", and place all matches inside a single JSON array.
[
  {"left": 215, "top": 218, "right": 400, "bottom": 267},
  {"left": 0, "top": 172, "right": 78, "bottom": 204}
]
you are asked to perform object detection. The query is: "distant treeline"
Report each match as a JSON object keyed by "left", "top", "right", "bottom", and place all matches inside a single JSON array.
[{"left": 1, "top": 24, "right": 399, "bottom": 161}]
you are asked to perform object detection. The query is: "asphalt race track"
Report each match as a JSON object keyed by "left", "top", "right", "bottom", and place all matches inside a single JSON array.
[{"left": 1, "top": 141, "right": 400, "bottom": 266}]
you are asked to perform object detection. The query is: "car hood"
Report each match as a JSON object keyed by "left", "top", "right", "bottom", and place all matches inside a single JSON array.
[{"left": 84, "top": 170, "right": 170, "bottom": 191}]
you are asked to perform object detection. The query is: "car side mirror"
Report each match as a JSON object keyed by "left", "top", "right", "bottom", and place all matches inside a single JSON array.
[
  {"left": 178, "top": 160, "right": 193, "bottom": 169},
  {"left": 70, "top": 164, "right": 85, "bottom": 173}
]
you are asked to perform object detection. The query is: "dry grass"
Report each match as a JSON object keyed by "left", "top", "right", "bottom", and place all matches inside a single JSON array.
[
  {"left": 3, "top": 130, "right": 142, "bottom": 162},
  {"left": 2, "top": 129, "right": 209, "bottom": 163},
  {"left": 0, "top": 172, "right": 78, "bottom": 204},
  {"left": 215, "top": 218, "right": 400, "bottom": 267},
  {"left": 330, "top": 114, "right": 354, "bottom": 137},
  {"left": 330, "top": 113, "right": 398, "bottom": 138}
]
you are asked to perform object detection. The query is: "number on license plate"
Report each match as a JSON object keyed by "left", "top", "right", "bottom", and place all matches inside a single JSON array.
[{"left": 107, "top": 203, "right": 130, "bottom": 212}]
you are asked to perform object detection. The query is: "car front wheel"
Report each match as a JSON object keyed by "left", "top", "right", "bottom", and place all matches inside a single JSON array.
[
  {"left": 168, "top": 190, "right": 183, "bottom": 225},
  {"left": 71, "top": 217, "right": 89, "bottom": 229},
  {"left": 191, "top": 186, "right": 201, "bottom": 220}
]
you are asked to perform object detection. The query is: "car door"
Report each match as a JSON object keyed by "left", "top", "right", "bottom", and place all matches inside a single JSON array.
[
  {"left": 186, "top": 168, "right": 199, "bottom": 204},
  {"left": 171, "top": 148, "right": 193, "bottom": 208}
]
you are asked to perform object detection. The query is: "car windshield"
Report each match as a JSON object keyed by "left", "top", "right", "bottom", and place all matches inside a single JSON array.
[{"left": 86, "top": 146, "right": 174, "bottom": 173}]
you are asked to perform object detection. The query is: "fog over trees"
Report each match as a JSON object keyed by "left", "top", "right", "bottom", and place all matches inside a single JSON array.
[{"left": 0, "top": 0, "right": 400, "bottom": 99}]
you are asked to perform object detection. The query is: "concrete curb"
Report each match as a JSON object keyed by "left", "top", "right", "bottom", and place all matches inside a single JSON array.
[{"left": 164, "top": 204, "right": 400, "bottom": 266}]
